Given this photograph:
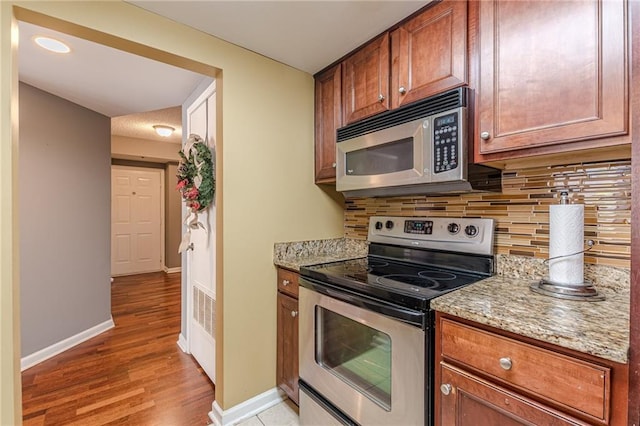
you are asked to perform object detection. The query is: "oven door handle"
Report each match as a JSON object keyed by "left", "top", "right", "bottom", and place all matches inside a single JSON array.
[{"left": 300, "top": 277, "right": 425, "bottom": 327}]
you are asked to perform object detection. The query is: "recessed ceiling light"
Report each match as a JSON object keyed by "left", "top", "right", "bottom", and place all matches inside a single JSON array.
[
  {"left": 34, "top": 36, "right": 71, "bottom": 54},
  {"left": 153, "top": 125, "right": 175, "bottom": 137}
]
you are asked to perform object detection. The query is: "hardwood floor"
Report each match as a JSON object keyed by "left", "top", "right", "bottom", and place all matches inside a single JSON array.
[{"left": 22, "top": 272, "right": 215, "bottom": 425}]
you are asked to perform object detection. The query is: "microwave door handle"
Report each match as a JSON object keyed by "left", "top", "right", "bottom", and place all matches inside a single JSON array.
[{"left": 301, "top": 277, "right": 424, "bottom": 327}]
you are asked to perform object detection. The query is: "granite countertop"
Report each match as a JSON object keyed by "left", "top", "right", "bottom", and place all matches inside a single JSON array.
[
  {"left": 273, "top": 238, "right": 368, "bottom": 272},
  {"left": 431, "top": 275, "right": 630, "bottom": 364},
  {"left": 273, "top": 241, "right": 630, "bottom": 364}
]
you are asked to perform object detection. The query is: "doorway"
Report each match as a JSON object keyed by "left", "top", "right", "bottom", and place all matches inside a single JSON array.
[
  {"left": 111, "top": 165, "right": 164, "bottom": 277},
  {"left": 12, "top": 8, "right": 221, "bottom": 422}
]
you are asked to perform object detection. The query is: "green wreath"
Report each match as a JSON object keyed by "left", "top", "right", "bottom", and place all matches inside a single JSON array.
[{"left": 176, "top": 134, "right": 215, "bottom": 212}]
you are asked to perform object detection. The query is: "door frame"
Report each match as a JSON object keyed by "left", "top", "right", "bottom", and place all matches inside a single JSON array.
[
  {"left": 3, "top": 8, "right": 221, "bottom": 424},
  {"left": 110, "top": 164, "right": 166, "bottom": 277}
]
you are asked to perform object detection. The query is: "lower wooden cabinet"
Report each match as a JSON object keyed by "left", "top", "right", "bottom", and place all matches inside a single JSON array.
[
  {"left": 440, "top": 363, "right": 585, "bottom": 426},
  {"left": 435, "top": 313, "right": 629, "bottom": 426},
  {"left": 276, "top": 268, "right": 299, "bottom": 405}
]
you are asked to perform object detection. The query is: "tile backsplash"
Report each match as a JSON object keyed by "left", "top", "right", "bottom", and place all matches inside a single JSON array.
[{"left": 344, "top": 160, "right": 631, "bottom": 268}]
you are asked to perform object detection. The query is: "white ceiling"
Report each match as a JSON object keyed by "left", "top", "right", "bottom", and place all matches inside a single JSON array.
[
  {"left": 127, "top": 1, "right": 430, "bottom": 75},
  {"left": 18, "top": 1, "right": 430, "bottom": 145}
]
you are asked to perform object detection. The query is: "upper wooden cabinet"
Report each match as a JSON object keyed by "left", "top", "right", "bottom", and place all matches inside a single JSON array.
[
  {"left": 474, "top": 0, "right": 628, "bottom": 159},
  {"left": 390, "top": 0, "right": 467, "bottom": 109},
  {"left": 341, "top": 1, "right": 468, "bottom": 126},
  {"left": 314, "top": 64, "right": 342, "bottom": 183},
  {"left": 342, "top": 33, "right": 390, "bottom": 125}
]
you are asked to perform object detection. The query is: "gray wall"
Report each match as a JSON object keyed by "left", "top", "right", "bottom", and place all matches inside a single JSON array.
[
  {"left": 19, "top": 83, "right": 112, "bottom": 357},
  {"left": 165, "top": 163, "right": 182, "bottom": 268}
]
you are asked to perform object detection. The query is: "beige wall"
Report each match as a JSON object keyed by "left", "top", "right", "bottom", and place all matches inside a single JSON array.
[
  {"left": 111, "top": 134, "right": 181, "bottom": 163},
  {"left": 165, "top": 163, "right": 182, "bottom": 269},
  {"left": 0, "top": 1, "right": 344, "bottom": 422},
  {"left": 0, "top": 3, "right": 21, "bottom": 423}
]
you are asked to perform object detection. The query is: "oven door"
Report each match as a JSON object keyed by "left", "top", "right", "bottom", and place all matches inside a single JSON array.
[{"left": 299, "top": 284, "right": 425, "bottom": 426}]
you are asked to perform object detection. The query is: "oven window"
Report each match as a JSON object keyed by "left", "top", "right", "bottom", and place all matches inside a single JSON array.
[
  {"left": 345, "top": 137, "right": 413, "bottom": 176},
  {"left": 315, "top": 307, "right": 391, "bottom": 410}
]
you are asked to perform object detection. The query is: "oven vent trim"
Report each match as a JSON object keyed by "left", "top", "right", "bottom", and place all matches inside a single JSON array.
[{"left": 337, "top": 87, "right": 467, "bottom": 142}]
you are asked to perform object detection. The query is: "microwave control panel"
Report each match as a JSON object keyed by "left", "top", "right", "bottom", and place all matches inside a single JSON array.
[{"left": 433, "top": 111, "right": 459, "bottom": 173}]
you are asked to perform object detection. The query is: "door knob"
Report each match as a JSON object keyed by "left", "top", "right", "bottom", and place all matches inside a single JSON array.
[
  {"left": 282, "top": 279, "right": 290, "bottom": 286},
  {"left": 378, "top": 94, "right": 385, "bottom": 102},
  {"left": 480, "top": 131, "right": 491, "bottom": 140},
  {"left": 440, "top": 384, "right": 452, "bottom": 395},
  {"left": 499, "top": 357, "right": 513, "bottom": 370},
  {"left": 399, "top": 86, "right": 407, "bottom": 94},
  {"left": 291, "top": 310, "right": 298, "bottom": 318}
]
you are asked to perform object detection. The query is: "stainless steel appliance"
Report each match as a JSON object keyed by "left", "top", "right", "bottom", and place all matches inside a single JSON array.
[
  {"left": 299, "top": 216, "right": 496, "bottom": 426},
  {"left": 335, "top": 88, "right": 501, "bottom": 198}
]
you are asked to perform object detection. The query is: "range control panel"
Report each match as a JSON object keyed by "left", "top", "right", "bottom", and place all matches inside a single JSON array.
[
  {"left": 368, "top": 216, "right": 495, "bottom": 256},
  {"left": 433, "top": 111, "right": 460, "bottom": 173}
]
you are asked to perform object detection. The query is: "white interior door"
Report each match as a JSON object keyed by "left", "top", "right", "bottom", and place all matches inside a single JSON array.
[
  {"left": 184, "top": 81, "right": 217, "bottom": 383},
  {"left": 111, "top": 166, "right": 163, "bottom": 276}
]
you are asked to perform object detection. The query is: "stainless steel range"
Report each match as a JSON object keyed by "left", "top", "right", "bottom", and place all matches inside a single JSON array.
[{"left": 298, "top": 216, "right": 495, "bottom": 425}]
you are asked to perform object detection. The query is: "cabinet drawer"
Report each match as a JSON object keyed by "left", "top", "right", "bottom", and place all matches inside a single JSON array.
[
  {"left": 277, "top": 268, "right": 299, "bottom": 298},
  {"left": 440, "top": 318, "right": 610, "bottom": 422}
]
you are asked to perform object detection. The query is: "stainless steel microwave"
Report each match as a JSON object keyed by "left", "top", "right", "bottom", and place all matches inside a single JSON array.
[{"left": 335, "top": 88, "right": 501, "bottom": 198}]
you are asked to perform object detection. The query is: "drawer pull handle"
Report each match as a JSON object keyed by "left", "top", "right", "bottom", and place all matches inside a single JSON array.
[
  {"left": 282, "top": 279, "right": 290, "bottom": 286},
  {"left": 499, "top": 357, "right": 513, "bottom": 370},
  {"left": 440, "top": 384, "right": 452, "bottom": 396}
]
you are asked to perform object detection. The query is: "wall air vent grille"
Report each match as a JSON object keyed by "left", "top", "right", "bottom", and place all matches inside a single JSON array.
[{"left": 337, "top": 87, "right": 468, "bottom": 142}]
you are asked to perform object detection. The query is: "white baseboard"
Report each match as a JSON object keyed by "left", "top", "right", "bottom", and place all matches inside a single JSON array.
[
  {"left": 177, "top": 332, "right": 189, "bottom": 353},
  {"left": 209, "top": 387, "right": 286, "bottom": 426},
  {"left": 164, "top": 266, "right": 181, "bottom": 274},
  {"left": 21, "top": 317, "right": 115, "bottom": 371}
]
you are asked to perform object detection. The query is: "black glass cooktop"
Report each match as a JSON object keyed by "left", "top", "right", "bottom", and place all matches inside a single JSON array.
[{"left": 300, "top": 256, "right": 488, "bottom": 311}]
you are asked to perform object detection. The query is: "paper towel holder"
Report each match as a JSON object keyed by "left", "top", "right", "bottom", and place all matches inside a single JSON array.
[
  {"left": 531, "top": 234, "right": 604, "bottom": 300},
  {"left": 530, "top": 279, "right": 605, "bottom": 301},
  {"left": 531, "top": 191, "right": 604, "bottom": 301}
]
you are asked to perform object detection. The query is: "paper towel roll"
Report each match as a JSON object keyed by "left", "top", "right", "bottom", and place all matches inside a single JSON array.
[{"left": 549, "top": 203, "right": 584, "bottom": 285}]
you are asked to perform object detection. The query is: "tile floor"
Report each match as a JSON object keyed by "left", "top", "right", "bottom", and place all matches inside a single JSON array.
[{"left": 236, "top": 399, "right": 299, "bottom": 426}]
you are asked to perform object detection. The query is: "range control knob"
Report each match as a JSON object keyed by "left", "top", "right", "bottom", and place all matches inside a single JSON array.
[
  {"left": 375, "top": 221, "right": 383, "bottom": 230},
  {"left": 447, "top": 223, "right": 460, "bottom": 234},
  {"left": 385, "top": 220, "right": 394, "bottom": 230},
  {"left": 465, "top": 225, "right": 479, "bottom": 237}
]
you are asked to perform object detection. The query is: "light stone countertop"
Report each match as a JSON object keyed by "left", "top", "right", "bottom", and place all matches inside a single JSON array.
[
  {"left": 431, "top": 275, "right": 630, "bottom": 364},
  {"left": 273, "top": 238, "right": 368, "bottom": 272},
  {"left": 272, "top": 242, "right": 630, "bottom": 364}
]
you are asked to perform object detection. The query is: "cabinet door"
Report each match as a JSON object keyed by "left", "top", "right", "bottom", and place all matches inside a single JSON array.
[
  {"left": 476, "top": 0, "right": 627, "bottom": 155},
  {"left": 277, "top": 292, "right": 299, "bottom": 405},
  {"left": 391, "top": 0, "right": 467, "bottom": 109},
  {"left": 314, "top": 64, "right": 341, "bottom": 183},
  {"left": 439, "top": 364, "right": 585, "bottom": 426},
  {"left": 342, "top": 33, "right": 390, "bottom": 125}
]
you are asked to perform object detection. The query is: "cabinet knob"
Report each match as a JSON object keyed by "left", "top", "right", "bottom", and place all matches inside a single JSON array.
[
  {"left": 499, "top": 357, "right": 513, "bottom": 370},
  {"left": 332, "top": 162, "right": 336, "bottom": 168},
  {"left": 440, "top": 383, "right": 452, "bottom": 396},
  {"left": 399, "top": 86, "right": 407, "bottom": 94},
  {"left": 291, "top": 310, "right": 298, "bottom": 318},
  {"left": 480, "top": 131, "right": 491, "bottom": 140},
  {"left": 282, "top": 279, "right": 290, "bottom": 286},
  {"left": 378, "top": 94, "right": 385, "bottom": 102}
]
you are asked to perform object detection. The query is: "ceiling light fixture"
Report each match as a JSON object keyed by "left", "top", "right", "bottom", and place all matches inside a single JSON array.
[
  {"left": 34, "top": 36, "right": 71, "bottom": 53},
  {"left": 153, "top": 125, "right": 175, "bottom": 137}
]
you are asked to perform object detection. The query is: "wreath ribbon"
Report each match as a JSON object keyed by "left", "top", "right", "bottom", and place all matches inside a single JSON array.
[{"left": 176, "top": 133, "right": 215, "bottom": 253}]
